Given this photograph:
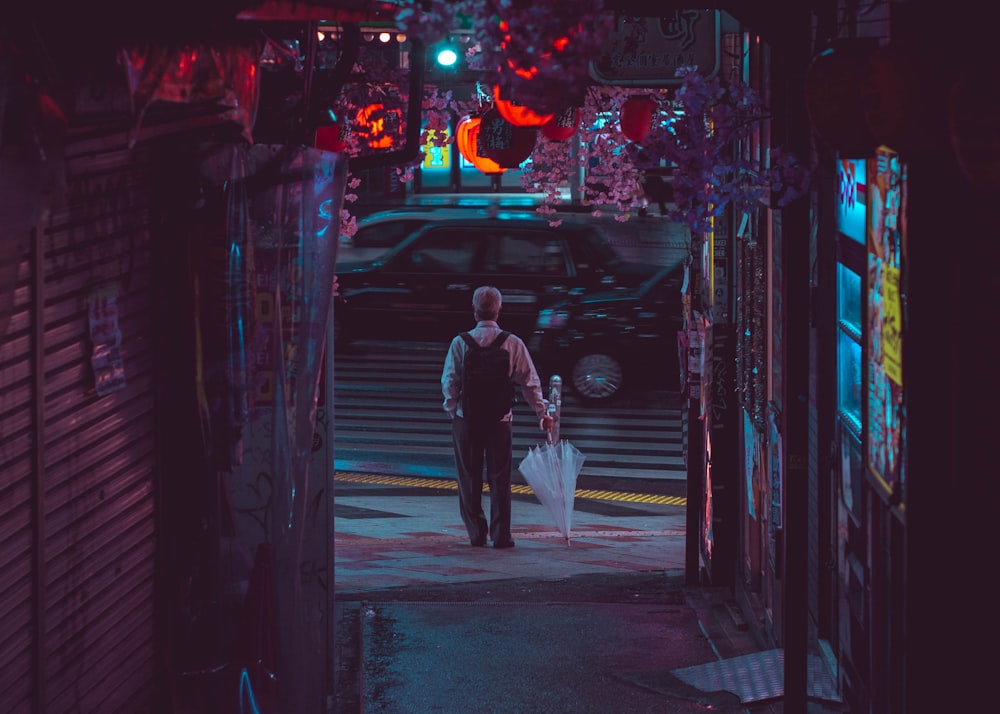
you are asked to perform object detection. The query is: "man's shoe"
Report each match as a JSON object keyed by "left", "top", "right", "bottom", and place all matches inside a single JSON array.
[
  {"left": 493, "top": 540, "right": 515, "bottom": 549},
  {"left": 471, "top": 538, "right": 487, "bottom": 547}
]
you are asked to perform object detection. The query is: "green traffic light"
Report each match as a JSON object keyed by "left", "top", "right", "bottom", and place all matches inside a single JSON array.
[{"left": 436, "top": 48, "right": 458, "bottom": 67}]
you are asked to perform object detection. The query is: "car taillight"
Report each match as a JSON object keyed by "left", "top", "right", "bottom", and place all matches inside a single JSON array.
[{"left": 536, "top": 308, "right": 569, "bottom": 330}]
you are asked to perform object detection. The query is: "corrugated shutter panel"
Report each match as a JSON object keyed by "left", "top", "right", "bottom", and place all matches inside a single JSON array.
[
  {"left": 0, "top": 135, "right": 160, "bottom": 713},
  {"left": 0, "top": 223, "right": 36, "bottom": 713},
  {"left": 39, "top": 139, "right": 158, "bottom": 714}
]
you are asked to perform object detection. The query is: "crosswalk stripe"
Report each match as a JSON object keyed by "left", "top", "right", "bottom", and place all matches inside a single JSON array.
[
  {"left": 334, "top": 340, "right": 685, "bottom": 483},
  {"left": 334, "top": 472, "right": 686, "bottom": 507}
]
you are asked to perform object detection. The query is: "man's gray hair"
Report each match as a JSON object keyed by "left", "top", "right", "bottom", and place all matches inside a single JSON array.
[{"left": 472, "top": 286, "right": 502, "bottom": 320}]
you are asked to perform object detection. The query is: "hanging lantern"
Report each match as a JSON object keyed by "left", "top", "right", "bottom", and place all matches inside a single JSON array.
[
  {"left": 477, "top": 109, "right": 538, "bottom": 169},
  {"left": 860, "top": 42, "right": 949, "bottom": 156},
  {"left": 540, "top": 107, "right": 580, "bottom": 141},
  {"left": 498, "top": 19, "right": 575, "bottom": 81},
  {"left": 949, "top": 62, "right": 1000, "bottom": 190},
  {"left": 620, "top": 96, "right": 657, "bottom": 143},
  {"left": 492, "top": 85, "right": 554, "bottom": 127},
  {"left": 354, "top": 103, "right": 402, "bottom": 149},
  {"left": 804, "top": 41, "right": 878, "bottom": 159},
  {"left": 455, "top": 115, "right": 506, "bottom": 175}
]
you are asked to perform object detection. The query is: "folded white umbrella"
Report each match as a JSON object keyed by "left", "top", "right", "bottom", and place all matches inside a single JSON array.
[{"left": 518, "top": 437, "right": 586, "bottom": 545}]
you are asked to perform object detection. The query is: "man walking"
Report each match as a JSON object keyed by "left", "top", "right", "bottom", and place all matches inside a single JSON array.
[{"left": 442, "top": 286, "right": 553, "bottom": 548}]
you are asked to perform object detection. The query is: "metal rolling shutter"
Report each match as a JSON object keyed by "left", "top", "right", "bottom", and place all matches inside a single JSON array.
[
  {"left": 0, "top": 133, "right": 158, "bottom": 713},
  {"left": 0, "top": 210, "right": 37, "bottom": 713},
  {"left": 41, "top": 138, "right": 158, "bottom": 713}
]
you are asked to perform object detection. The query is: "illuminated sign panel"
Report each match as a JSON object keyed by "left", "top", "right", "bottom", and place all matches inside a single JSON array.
[
  {"left": 837, "top": 158, "right": 866, "bottom": 243},
  {"left": 422, "top": 128, "right": 451, "bottom": 170}
]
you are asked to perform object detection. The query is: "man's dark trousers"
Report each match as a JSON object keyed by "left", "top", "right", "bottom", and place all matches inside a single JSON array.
[{"left": 452, "top": 416, "right": 513, "bottom": 545}]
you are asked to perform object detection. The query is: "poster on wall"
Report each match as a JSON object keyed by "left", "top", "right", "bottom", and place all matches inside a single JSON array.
[
  {"left": 865, "top": 146, "right": 906, "bottom": 498},
  {"left": 770, "top": 211, "right": 783, "bottom": 410},
  {"left": 422, "top": 128, "right": 451, "bottom": 170},
  {"left": 704, "top": 431, "right": 715, "bottom": 561},
  {"left": 88, "top": 283, "right": 127, "bottom": 396},
  {"left": 744, "top": 409, "right": 759, "bottom": 519},
  {"left": 700, "top": 315, "right": 714, "bottom": 562},
  {"left": 767, "top": 404, "right": 782, "bottom": 569}
]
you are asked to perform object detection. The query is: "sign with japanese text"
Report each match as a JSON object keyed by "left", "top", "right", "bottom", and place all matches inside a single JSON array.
[{"left": 590, "top": 11, "right": 721, "bottom": 86}]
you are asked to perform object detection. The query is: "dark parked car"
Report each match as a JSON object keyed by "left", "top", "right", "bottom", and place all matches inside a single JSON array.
[
  {"left": 339, "top": 207, "right": 509, "bottom": 263},
  {"left": 527, "top": 263, "right": 686, "bottom": 401},
  {"left": 334, "top": 215, "right": 660, "bottom": 345}
]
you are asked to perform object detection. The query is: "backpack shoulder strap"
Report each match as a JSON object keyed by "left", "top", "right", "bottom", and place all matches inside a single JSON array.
[
  {"left": 460, "top": 332, "right": 478, "bottom": 348},
  {"left": 491, "top": 331, "right": 511, "bottom": 348}
]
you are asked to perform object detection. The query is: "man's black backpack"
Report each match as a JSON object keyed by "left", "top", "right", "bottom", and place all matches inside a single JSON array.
[{"left": 460, "top": 331, "right": 516, "bottom": 429}]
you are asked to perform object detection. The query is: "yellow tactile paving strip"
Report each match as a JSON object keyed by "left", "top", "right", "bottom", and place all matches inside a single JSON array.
[{"left": 333, "top": 471, "right": 686, "bottom": 507}]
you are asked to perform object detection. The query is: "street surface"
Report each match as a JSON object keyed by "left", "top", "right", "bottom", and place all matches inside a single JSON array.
[
  {"left": 332, "top": 339, "right": 686, "bottom": 486},
  {"left": 328, "top": 337, "right": 807, "bottom": 714}
]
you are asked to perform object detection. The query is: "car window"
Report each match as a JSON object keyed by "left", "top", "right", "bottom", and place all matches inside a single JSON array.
[
  {"left": 353, "top": 219, "right": 427, "bottom": 248},
  {"left": 483, "top": 230, "right": 569, "bottom": 276},
  {"left": 402, "top": 228, "right": 476, "bottom": 273},
  {"left": 566, "top": 229, "right": 620, "bottom": 270}
]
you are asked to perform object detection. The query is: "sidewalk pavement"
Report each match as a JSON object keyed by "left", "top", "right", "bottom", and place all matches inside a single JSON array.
[{"left": 333, "top": 473, "right": 847, "bottom": 713}]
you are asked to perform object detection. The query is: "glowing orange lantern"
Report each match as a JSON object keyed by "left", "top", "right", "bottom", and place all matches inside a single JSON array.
[
  {"left": 477, "top": 109, "right": 538, "bottom": 169},
  {"left": 620, "top": 95, "right": 657, "bottom": 143},
  {"left": 540, "top": 107, "right": 580, "bottom": 141},
  {"left": 354, "top": 103, "right": 402, "bottom": 149},
  {"left": 492, "top": 85, "right": 554, "bottom": 127},
  {"left": 455, "top": 115, "right": 506, "bottom": 175}
]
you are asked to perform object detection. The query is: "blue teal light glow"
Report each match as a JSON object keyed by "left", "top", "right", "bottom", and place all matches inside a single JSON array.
[
  {"left": 436, "top": 48, "right": 458, "bottom": 66},
  {"left": 239, "top": 668, "right": 262, "bottom": 714}
]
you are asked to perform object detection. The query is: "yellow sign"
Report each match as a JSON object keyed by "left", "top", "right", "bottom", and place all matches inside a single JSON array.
[
  {"left": 882, "top": 264, "right": 902, "bottom": 385},
  {"left": 422, "top": 129, "right": 451, "bottom": 169}
]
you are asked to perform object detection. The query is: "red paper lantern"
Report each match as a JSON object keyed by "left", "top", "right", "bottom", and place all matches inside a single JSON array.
[
  {"left": 804, "top": 42, "right": 878, "bottom": 158},
  {"left": 456, "top": 115, "right": 506, "bottom": 175},
  {"left": 860, "top": 42, "right": 949, "bottom": 156},
  {"left": 620, "top": 96, "right": 657, "bottom": 143},
  {"left": 540, "top": 107, "right": 580, "bottom": 141},
  {"left": 949, "top": 62, "right": 1000, "bottom": 190},
  {"left": 477, "top": 109, "right": 538, "bottom": 169},
  {"left": 354, "top": 103, "right": 402, "bottom": 149},
  {"left": 492, "top": 85, "right": 554, "bottom": 127}
]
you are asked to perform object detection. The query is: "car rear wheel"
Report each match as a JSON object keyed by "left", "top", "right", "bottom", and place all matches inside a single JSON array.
[{"left": 571, "top": 353, "right": 624, "bottom": 401}]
